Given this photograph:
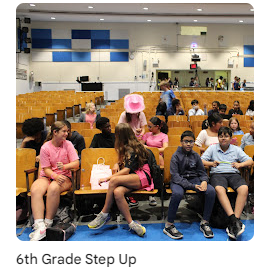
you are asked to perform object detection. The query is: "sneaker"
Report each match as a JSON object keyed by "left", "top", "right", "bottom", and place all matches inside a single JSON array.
[
  {"left": 129, "top": 221, "right": 146, "bottom": 237},
  {"left": 226, "top": 218, "right": 245, "bottom": 239},
  {"left": 200, "top": 222, "right": 214, "bottom": 238},
  {"left": 88, "top": 212, "right": 111, "bottom": 229},
  {"left": 126, "top": 197, "right": 139, "bottom": 207},
  {"left": 29, "top": 222, "right": 46, "bottom": 241},
  {"left": 163, "top": 224, "right": 183, "bottom": 240},
  {"left": 235, "top": 218, "right": 245, "bottom": 237},
  {"left": 29, "top": 220, "right": 52, "bottom": 239},
  {"left": 149, "top": 196, "right": 157, "bottom": 206}
]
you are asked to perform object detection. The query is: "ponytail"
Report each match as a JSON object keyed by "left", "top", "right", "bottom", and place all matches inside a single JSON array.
[{"left": 45, "top": 121, "right": 67, "bottom": 142}]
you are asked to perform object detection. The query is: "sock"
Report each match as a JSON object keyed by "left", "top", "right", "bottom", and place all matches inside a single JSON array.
[
  {"left": 45, "top": 218, "right": 53, "bottom": 227},
  {"left": 101, "top": 212, "right": 109, "bottom": 218},
  {"left": 34, "top": 219, "right": 44, "bottom": 225},
  {"left": 128, "top": 220, "right": 135, "bottom": 227},
  {"left": 165, "top": 222, "right": 173, "bottom": 228},
  {"left": 229, "top": 214, "right": 237, "bottom": 222},
  {"left": 200, "top": 220, "right": 208, "bottom": 225}
]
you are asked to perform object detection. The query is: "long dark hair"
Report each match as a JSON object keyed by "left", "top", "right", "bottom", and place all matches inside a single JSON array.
[
  {"left": 150, "top": 116, "right": 168, "bottom": 134},
  {"left": 204, "top": 113, "right": 223, "bottom": 128},
  {"left": 115, "top": 123, "right": 149, "bottom": 168},
  {"left": 247, "top": 100, "right": 254, "bottom": 111},
  {"left": 125, "top": 112, "right": 140, "bottom": 123}
]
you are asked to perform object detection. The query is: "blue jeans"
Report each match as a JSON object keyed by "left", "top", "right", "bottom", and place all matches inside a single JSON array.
[{"left": 167, "top": 178, "right": 216, "bottom": 223}]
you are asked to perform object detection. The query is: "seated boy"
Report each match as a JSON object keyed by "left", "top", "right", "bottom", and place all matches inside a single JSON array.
[
  {"left": 188, "top": 99, "right": 207, "bottom": 119},
  {"left": 201, "top": 126, "right": 253, "bottom": 239},
  {"left": 90, "top": 117, "right": 115, "bottom": 148},
  {"left": 240, "top": 121, "right": 254, "bottom": 151},
  {"left": 218, "top": 103, "right": 230, "bottom": 120},
  {"left": 163, "top": 131, "right": 216, "bottom": 239},
  {"left": 208, "top": 101, "right": 220, "bottom": 116}
]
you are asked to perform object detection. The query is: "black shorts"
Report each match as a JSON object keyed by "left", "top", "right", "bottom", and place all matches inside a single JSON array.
[{"left": 210, "top": 173, "right": 247, "bottom": 191}]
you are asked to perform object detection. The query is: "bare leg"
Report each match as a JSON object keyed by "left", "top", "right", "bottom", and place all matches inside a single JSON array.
[
  {"left": 234, "top": 185, "right": 248, "bottom": 218},
  {"left": 45, "top": 179, "right": 72, "bottom": 220},
  {"left": 102, "top": 174, "right": 141, "bottom": 214},
  {"left": 30, "top": 178, "right": 50, "bottom": 220},
  {"left": 215, "top": 186, "right": 234, "bottom": 216}
]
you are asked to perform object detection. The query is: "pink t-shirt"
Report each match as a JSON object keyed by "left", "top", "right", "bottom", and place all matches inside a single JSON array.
[
  {"left": 118, "top": 111, "right": 147, "bottom": 135},
  {"left": 142, "top": 132, "right": 168, "bottom": 149},
  {"left": 85, "top": 113, "right": 96, "bottom": 129},
  {"left": 40, "top": 140, "right": 79, "bottom": 178}
]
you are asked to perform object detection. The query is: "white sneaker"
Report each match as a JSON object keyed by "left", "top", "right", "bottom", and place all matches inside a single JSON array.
[
  {"left": 29, "top": 221, "right": 52, "bottom": 239},
  {"left": 149, "top": 196, "right": 157, "bottom": 206},
  {"left": 29, "top": 222, "right": 47, "bottom": 241}
]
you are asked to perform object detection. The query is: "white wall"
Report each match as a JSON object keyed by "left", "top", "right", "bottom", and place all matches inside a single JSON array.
[{"left": 16, "top": 21, "right": 254, "bottom": 96}]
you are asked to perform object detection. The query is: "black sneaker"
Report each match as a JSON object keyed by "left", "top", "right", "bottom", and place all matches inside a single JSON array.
[
  {"left": 235, "top": 218, "right": 245, "bottom": 237},
  {"left": 200, "top": 222, "right": 214, "bottom": 238},
  {"left": 226, "top": 219, "right": 238, "bottom": 240},
  {"left": 126, "top": 197, "right": 139, "bottom": 207},
  {"left": 163, "top": 224, "right": 183, "bottom": 240}
]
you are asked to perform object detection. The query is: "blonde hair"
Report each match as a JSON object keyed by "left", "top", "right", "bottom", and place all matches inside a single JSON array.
[
  {"left": 85, "top": 102, "right": 96, "bottom": 114},
  {"left": 45, "top": 121, "right": 67, "bottom": 142},
  {"left": 229, "top": 117, "right": 241, "bottom": 131}
]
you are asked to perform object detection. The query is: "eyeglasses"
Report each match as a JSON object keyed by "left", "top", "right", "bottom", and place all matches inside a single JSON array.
[{"left": 182, "top": 140, "right": 195, "bottom": 144}]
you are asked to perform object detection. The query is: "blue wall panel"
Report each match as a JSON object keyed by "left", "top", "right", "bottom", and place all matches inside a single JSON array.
[
  {"left": 53, "top": 52, "right": 72, "bottom": 62},
  {"left": 244, "top": 45, "right": 254, "bottom": 55},
  {"left": 31, "top": 29, "right": 52, "bottom": 39},
  {"left": 91, "top": 30, "right": 110, "bottom": 39},
  {"left": 110, "top": 39, "right": 129, "bottom": 49},
  {"left": 32, "top": 39, "right": 52, "bottom": 48},
  {"left": 244, "top": 57, "right": 254, "bottom": 67},
  {"left": 110, "top": 52, "right": 129, "bottom": 62},
  {"left": 52, "top": 39, "right": 72, "bottom": 49},
  {"left": 91, "top": 39, "right": 110, "bottom": 49},
  {"left": 72, "top": 30, "right": 91, "bottom": 39},
  {"left": 72, "top": 52, "right": 91, "bottom": 62}
]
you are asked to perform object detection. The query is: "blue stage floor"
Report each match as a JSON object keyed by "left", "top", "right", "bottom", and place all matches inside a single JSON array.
[{"left": 17, "top": 219, "right": 254, "bottom": 241}]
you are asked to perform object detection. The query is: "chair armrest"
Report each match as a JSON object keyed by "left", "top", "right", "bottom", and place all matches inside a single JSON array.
[
  {"left": 24, "top": 167, "right": 38, "bottom": 174},
  {"left": 24, "top": 167, "right": 38, "bottom": 192}
]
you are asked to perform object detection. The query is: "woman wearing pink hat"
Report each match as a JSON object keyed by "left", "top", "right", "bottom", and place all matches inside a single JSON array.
[{"left": 118, "top": 94, "right": 147, "bottom": 139}]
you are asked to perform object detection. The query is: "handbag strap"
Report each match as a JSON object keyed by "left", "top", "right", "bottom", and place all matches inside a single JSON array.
[{"left": 97, "top": 157, "right": 105, "bottom": 165}]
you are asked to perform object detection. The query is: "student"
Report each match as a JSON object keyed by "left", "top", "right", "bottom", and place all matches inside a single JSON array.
[
  {"left": 229, "top": 117, "right": 244, "bottom": 135},
  {"left": 201, "top": 127, "right": 253, "bottom": 239},
  {"left": 156, "top": 101, "right": 168, "bottom": 122},
  {"left": 240, "top": 121, "right": 254, "bottom": 151},
  {"left": 29, "top": 121, "right": 79, "bottom": 241},
  {"left": 118, "top": 94, "right": 147, "bottom": 139},
  {"left": 142, "top": 117, "right": 168, "bottom": 207},
  {"left": 188, "top": 99, "right": 207, "bottom": 119},
  {"left": 78, "top": 102, "right": 101, "bottom": 129},
  {"left": 90, "top": 117, "right": 115, "bottom": 148},
  {"left": 88, "top": 123, "right": 154, "bottom": 237},
  {"left": 195, "top": 113, "right": 223, "bottom": 153},
  {"left": 64, "top": 120, "right": 85, "bottom": 159},
  {"left": 218, "top": 104, "right": 230, "bottom": 120},
  {"left": 20, "top": 117, "right": 47, "bottom": 167},
  {"left": 163, "top": 131, "right": 215, "bottom": 239},
  {"left": 166, "top": 99, "right": 185, "bottom": 116},
  {"left": 159, "top": 80, "right": 176, "bottom": 109},
  {"left": 228, "top": 101, "right": 243, "bottom": 118},
  {"left": 208, "top": 101, "right": 220, "bottom": 116},
  {"left": 245, "top": 100, "right": 254, "bottom": 118}
]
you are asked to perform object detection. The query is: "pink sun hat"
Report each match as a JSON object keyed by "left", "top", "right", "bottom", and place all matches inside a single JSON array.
[{"left": 124, "top": 94, "right": 145, "bottom": 114}]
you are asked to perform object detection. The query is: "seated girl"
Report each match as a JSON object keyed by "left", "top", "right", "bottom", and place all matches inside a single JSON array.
[
  {"left": 229, "top": 117, "right": 244, "bottom": 135},
  {"left": 78, "top": 102, "right": 101, "bottom": 129}
]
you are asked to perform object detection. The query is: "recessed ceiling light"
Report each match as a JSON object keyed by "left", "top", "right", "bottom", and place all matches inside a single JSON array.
[
  {"left": 100, "top": 18, "right": 104, "bottom": 21},
  {"left": 239, "top": 20, "right": 244, "bottom": 23},
  {"left": 194, "top": 20, "right": 198, "bottom": 22},
  {"left": 197, "top": 8, "right": 203, "bottom": 11},
  {"left": 147, "top": 19, "right": 151, "bottom": 22},
  {"left": 250, "top": 9, "right": 254, "bottom": 11},
  {"left": 51, "top": 17, "right": 56, "bottom": 20},
  {"left": 88, "top": 6, "right": 94, "bottom": 9},
  {"left": 29, "top": 4, "right": 36, "bottom": 7},
  {"left": 143, "top": 7, "right": 149, "bottom": 10}
]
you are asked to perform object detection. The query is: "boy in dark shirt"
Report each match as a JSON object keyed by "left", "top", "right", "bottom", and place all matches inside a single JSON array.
[
  {"left": 90, "top": 117, "right": 115, "bottom": 148},
  {"left": 163, "top": 131, "right": 216, "bottom": 239},
  {"left": 218, "top": 104, "right": 230, "bottom": 120}
]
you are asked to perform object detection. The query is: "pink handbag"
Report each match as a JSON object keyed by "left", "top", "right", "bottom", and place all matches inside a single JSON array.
[{"left": 90, "top": 157, "right": 112, "bottom": 190}]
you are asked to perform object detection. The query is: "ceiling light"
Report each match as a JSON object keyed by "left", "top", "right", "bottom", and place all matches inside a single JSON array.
[
  {"left": 30, "top": 4, "right": 36, "bottom": 7},
  {"left": 147, "top": 19, "right": 151, "bottom": 22},
  {"left": 197, "top": 8, "right": 203, "bottom": 11},
  {"left": 143, "top": 7, "right": 148, "bottom": 10},
  {"left": 100, "top": 18, "right": 104, "bottom": 21},
  {"left": 51, "top": 17, "right": 56, "bottom": 20},
  {"left": 88, "top": 6, "right": 94, "bottom": 9},
  {"left": 239, "top": 20, "right": 244, "bottom": 23},
  {"left": 250, "top": 9, "right": 254, "bottom": 11},
  {"left": 194, "top": 20, "right": 198, "bottom": 22}
]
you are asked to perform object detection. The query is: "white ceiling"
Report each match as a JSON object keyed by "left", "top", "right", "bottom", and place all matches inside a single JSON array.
[{"left": 16, "top": 3, "right": 254, "bottom": 24}]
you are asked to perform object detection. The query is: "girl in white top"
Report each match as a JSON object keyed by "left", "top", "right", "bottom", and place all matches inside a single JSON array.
[{"left": 195, "top": 113, "right": 223, "bottom": 153}]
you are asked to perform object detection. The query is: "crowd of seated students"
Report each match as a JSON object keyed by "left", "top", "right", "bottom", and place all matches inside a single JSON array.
[{"left": 18, "top": 89, "right": 254, "bottom": 241}]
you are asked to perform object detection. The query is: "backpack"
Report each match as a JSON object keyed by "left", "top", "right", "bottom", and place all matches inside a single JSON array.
[{"left": 145, "top": 149, "right": 163, "bottom": 189}]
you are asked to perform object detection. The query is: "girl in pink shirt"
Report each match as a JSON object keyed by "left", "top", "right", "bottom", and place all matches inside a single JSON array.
[
  {"left": 29, "top": 121, "right": 79, "bottom": 241},
  {"left": 142, "top": 117, "right": 169, "bottom": 166}
]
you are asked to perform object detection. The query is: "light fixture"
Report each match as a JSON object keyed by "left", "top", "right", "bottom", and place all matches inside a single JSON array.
[
  {"left": 100, "top": 18, "right": 104, "bottom": 21},
  {"left": 147, "top": 19, "right": 151, "bottom": 22},
  {"left": 239, "top": 20, "right": 244, "bottom": 23},
  {"left": 88, "top": 6, "right": 94, "bottom": 9},
  {"left": 194, "top": 20, "right": 198, "bottom": 22},
  {"left": 250, "top": 9, "right": 254, "bottom": 11},
  {"left": 51, "top": 17, "right": 56, "bottom": 20},
  {"left": 197, "top": 8, "right": 203, "bottom": 11},
  {"left": 29, "top": 4, "right": 36, "bottom": 7},
  {"left": 143, "top": 7, "right": 148, "bottom": 10}
]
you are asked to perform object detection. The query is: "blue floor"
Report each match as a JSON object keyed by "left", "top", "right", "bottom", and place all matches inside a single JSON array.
[{"left": 17, "top": 219, "right": 254, "bottom": 241}]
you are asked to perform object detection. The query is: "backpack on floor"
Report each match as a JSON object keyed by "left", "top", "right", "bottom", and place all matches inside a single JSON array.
[
  {"left": 146, "top": 148, "right": 163, "bottom": 189},
  {"left": 46, "top": 222, "right": 76, "bottom": 241}
]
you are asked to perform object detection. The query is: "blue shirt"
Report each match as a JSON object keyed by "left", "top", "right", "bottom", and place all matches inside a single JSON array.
[
  {"left": 160, "top": 90, "right": 175, "bottom": 109},
  {"left": 201, "top": 143, "right": 252, "bottom": 174},
  {"left": 240, "top": 133, "right": 254, "bottom": 151},
  {"left": 233, "top": 130, "right": 244, "bottom": 135}
]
